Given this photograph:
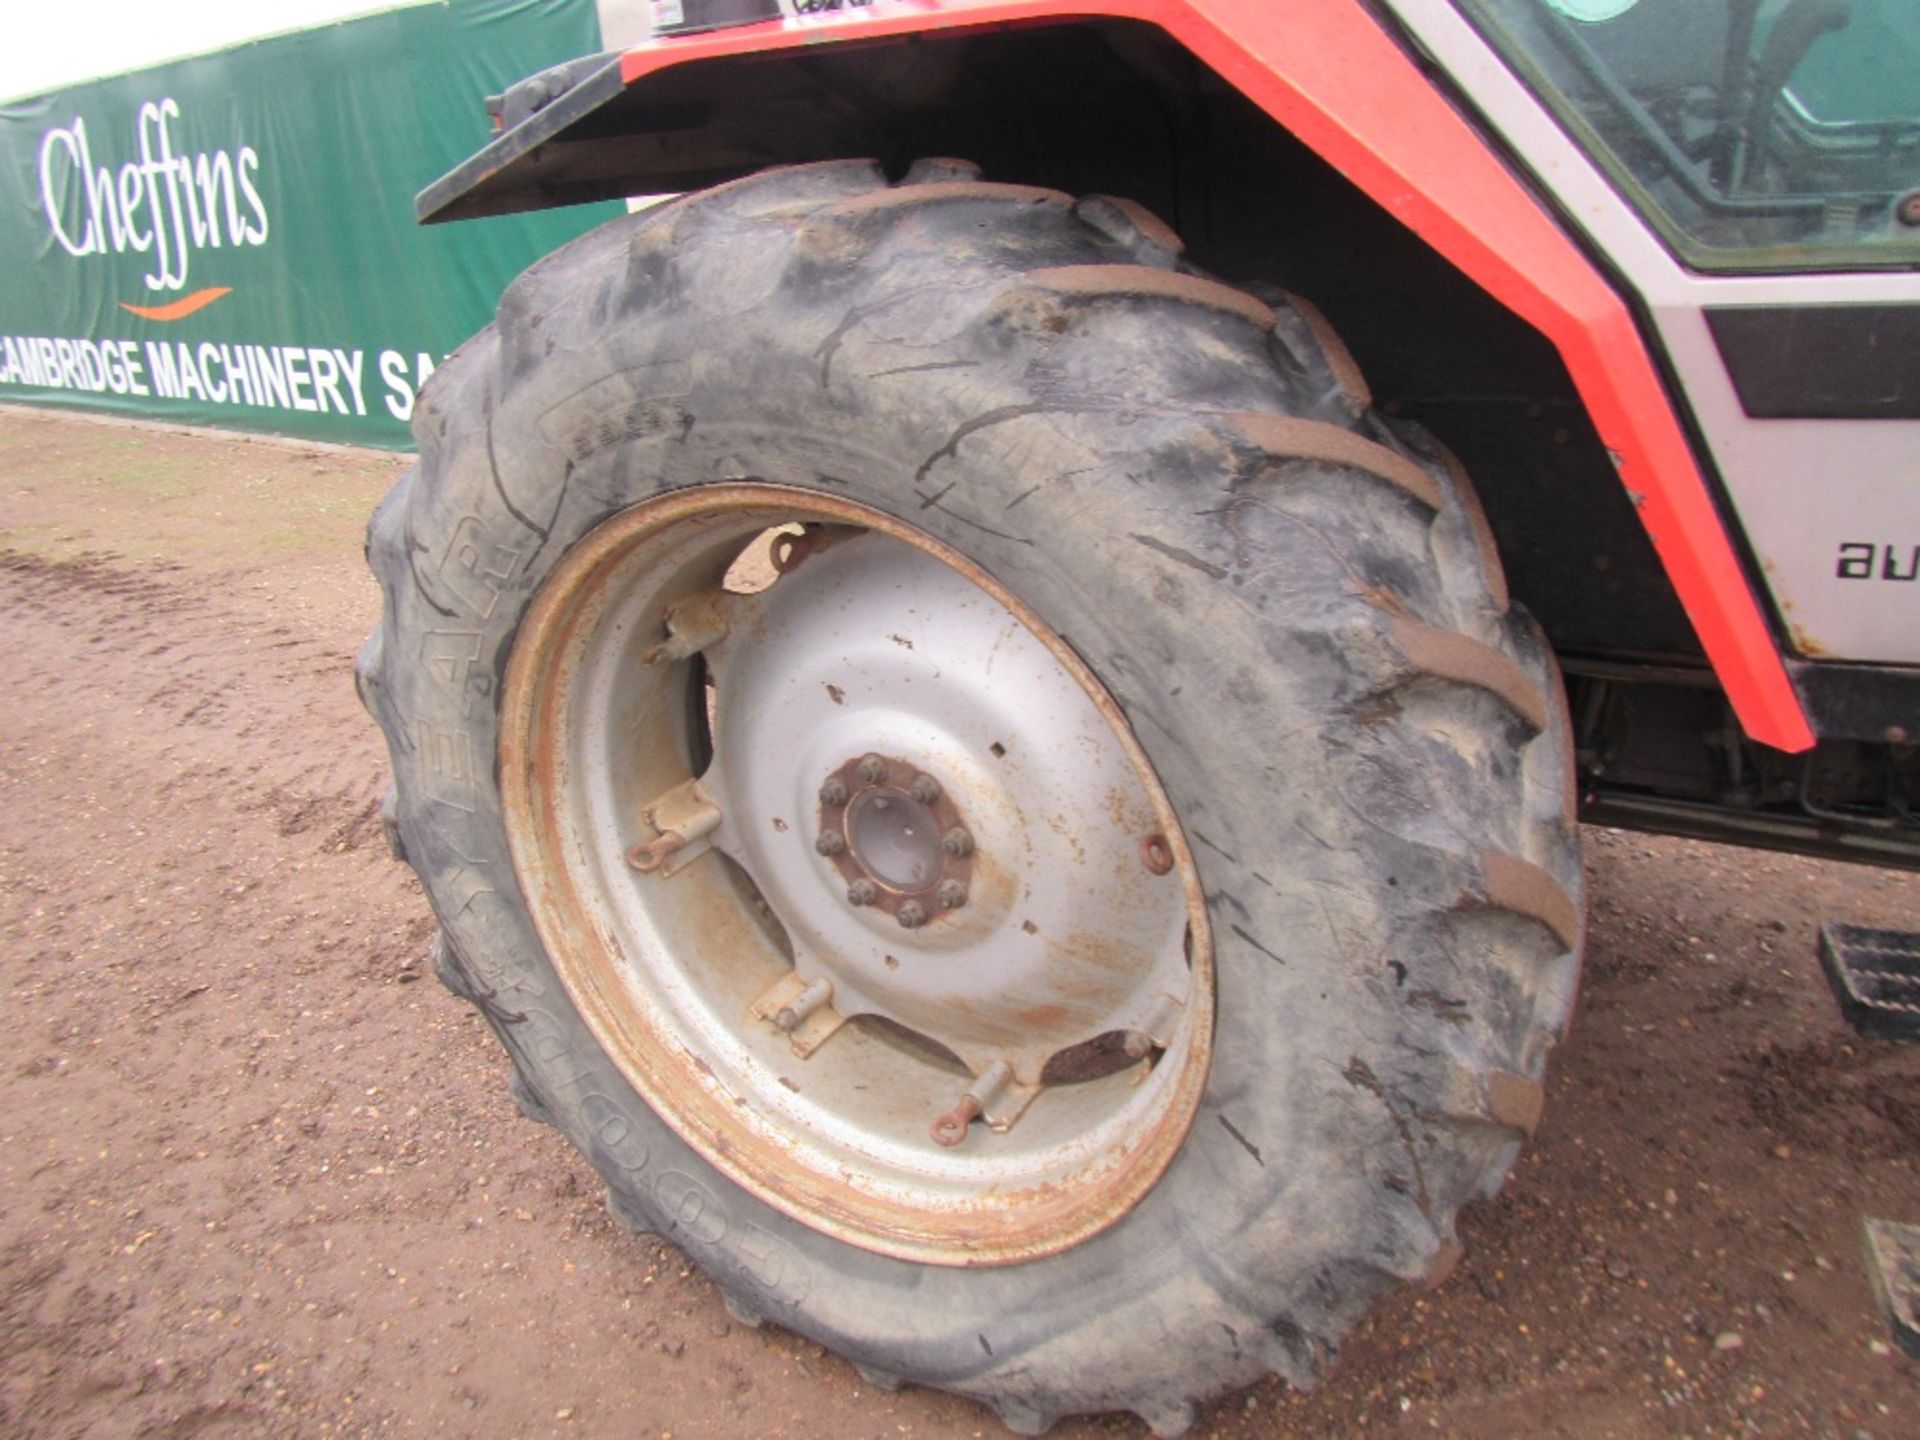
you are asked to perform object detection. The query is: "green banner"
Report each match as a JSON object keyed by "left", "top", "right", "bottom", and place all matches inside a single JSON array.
[{"left": 0, "top": 0, "right": 620, "bottom": 447}]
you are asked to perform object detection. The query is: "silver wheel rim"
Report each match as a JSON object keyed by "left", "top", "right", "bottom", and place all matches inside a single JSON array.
[{"left": 501, "top": 485, "right": 1213, "bottom": 1264}]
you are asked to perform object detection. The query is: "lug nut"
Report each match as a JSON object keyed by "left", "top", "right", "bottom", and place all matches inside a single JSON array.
[
  {"left": 941, "top": 827, "right": 974, "bottom": 859},
  {"left": 896, "top": 900, "right": 928, "bottom": 930},
  {"left": 858, "top": 753, "right": 888, "bottom": 785},
  {"left": 814, "top": 830, "right": 846, "bottom": 857},
  {"left": 819, "top": 777, "right": 849, "bottom": 807},
  {"left": 847, "top": 878, "right": 879, "bottom": 907},
  {"left": 909, "top": 773, "right": 942, "bottom": 805},
  {"left": 936, "top": 879, "right": 967, "bottom": 911}
]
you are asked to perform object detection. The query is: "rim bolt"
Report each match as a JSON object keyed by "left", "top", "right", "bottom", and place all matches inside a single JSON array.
[
  {"left": 936, "top": 879, "right": 967, "bottom": 911},
  {"left": 909, "top": 773, "right": 942, "bottom": 805},
  {"left": 814, "top": 830, "right": 846, "bottom": 857},
  {"left": 930, "top": 1094, "right": 982, "bottom": 1148},
  {"left": 896, "top": 900, "right": 928, "bottom": 930},
  {"left": 941, "top": 827, "right": 974, "bottom": 859},
  {"left": 819, "top": 777, "right": 849, "bottom": 807},
  {"left": 1121, "top": 1030, "right": 1155, "bottom": 1060},
  {"left": 846, "top": 879, "right": 879, "bottom": 907},
  {"left": 1139, "top": 833, "right": 1174, "bottom": 876},
  {"left": 858, "top": 753, "right": 888, "bottom": 785}
]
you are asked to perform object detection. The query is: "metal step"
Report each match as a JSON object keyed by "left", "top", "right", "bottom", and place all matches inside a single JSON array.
[
  {"left": 1817, "top": 924, "right": 1920, "bottom": 1042},
  {"left": 1863, "top": 1219, "right": 1920, "bottom": 1359}
]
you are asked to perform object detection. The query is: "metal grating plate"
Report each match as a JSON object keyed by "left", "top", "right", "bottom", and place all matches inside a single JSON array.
[
  {"left": 1863, "top": 1218, "right": 1920, "bottom": 1359},
  {"left": 1818, "top": 924, "right": 1920, "bottom": 1043}
]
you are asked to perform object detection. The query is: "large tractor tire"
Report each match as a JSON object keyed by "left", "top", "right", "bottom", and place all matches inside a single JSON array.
[{"left": 358, "top": 159, "right": 1582, "bottom": 1434}]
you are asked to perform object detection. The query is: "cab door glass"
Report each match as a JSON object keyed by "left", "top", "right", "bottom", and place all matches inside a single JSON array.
[{"left": 1456, "top": 0, "right": 1920, "bottom": 270}]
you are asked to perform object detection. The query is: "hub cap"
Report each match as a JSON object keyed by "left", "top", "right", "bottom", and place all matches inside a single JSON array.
[{"left": 501, "top": 485, "right": 1212, "bottom": 1264}]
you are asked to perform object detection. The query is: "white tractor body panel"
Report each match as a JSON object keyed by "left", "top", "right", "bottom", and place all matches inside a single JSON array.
[{"left": 1391, "top": 0, "right": 1920, "bottom": 665}]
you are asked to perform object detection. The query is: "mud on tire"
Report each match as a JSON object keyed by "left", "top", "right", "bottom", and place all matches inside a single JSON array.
[{"left": 358, "top": 159, "right": 1582, "bottom": 1434}]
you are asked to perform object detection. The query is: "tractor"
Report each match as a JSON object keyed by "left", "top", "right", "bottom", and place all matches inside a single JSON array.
[{"left": 356, "top": 1, "right": 1920, "bottom": 1430}]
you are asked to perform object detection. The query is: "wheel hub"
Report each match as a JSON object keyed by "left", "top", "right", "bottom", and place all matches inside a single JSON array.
[{"left": 817, "top": 753, "right": 973, "bottom": 925}]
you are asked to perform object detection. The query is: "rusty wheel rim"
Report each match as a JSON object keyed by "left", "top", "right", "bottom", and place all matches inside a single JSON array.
[{"left": 500, "top": 485, "right": 1213, "bottom": 1265}]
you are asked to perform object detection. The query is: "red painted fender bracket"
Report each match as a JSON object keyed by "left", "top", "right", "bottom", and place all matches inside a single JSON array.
[{"left": 596, "top": 0, "right": 1810, "bottom": 751}]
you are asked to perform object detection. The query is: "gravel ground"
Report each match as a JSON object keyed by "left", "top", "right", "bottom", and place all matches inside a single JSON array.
[{"left": 1, "top": 406, "right": 1916, "bottom": 1438}]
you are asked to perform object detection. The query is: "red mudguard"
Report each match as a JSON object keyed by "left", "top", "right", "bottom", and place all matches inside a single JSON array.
[{"left": 621, "top": 0, "right": 1815, "bottom": 753}]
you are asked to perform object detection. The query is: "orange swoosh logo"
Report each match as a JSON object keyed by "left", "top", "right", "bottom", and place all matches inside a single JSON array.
[{"left": 119, "top": 286, "right": 232, "bottom": 321}]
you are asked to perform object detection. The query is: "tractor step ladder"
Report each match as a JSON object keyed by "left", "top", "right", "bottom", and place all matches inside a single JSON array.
[
  {"left": 1818, "top": 925, "right": 1920, "bottom": 1042},
  {"left": 1862, "top": 1220, "right": 1920, "bottom": 1359},
  {"left": 1818, "top": 924, "right": 1920, "bottom": 1358}
]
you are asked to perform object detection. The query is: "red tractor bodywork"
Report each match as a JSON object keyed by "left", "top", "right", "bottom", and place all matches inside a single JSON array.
[{"left": 595, "top": 0, "right": 1813, "bottom": 752}]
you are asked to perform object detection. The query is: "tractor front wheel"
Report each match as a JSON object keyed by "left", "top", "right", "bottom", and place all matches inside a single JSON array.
[{"left": 359, "top": 158, "right": 1583, "bottom": 1433}]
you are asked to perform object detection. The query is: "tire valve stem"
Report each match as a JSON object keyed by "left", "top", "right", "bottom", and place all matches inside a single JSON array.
[{"left": 931, "top": 1060, "right": 1011, "bottom": 1148}]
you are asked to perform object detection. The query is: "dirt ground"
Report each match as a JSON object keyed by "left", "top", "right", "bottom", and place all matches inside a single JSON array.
[{"left": 0, "top": 404, "right": 1915, "bottom": 1439}]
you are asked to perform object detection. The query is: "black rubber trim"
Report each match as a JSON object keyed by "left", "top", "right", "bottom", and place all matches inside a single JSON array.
[
  {"left": 418, "top": 54, "right": 632, "bottom": 224},
  {"left": 1706, "top": 305, "right": 1920, "bottom": 419},
  {"left": 1789, "top": 659, "right": 1920, "bottom": 743}
]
